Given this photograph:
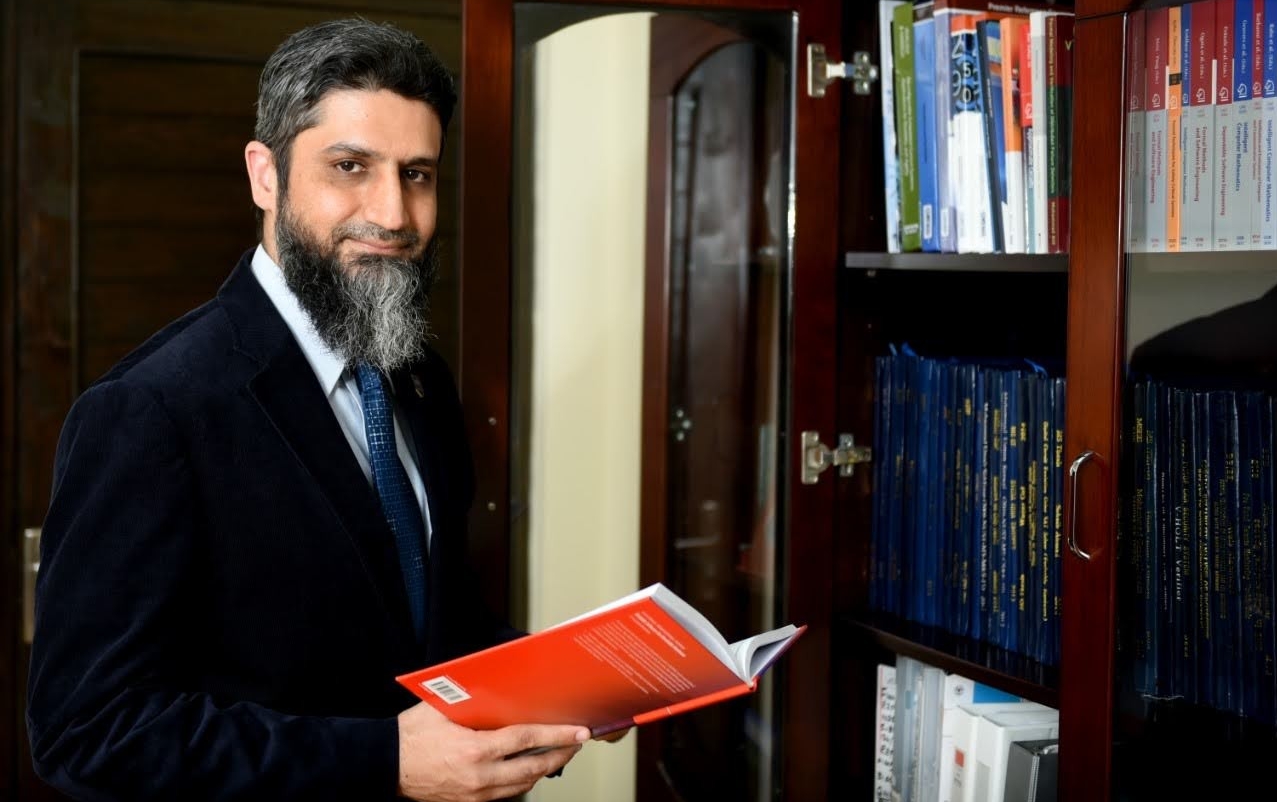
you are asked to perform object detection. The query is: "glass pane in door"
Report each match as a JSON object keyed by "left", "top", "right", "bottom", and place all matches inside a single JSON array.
[
  {"left": 1117, "top": 6, "right": 1277, "bottom": 797},
  {"left": 659, "top": 32, "right": 789, "bottom": 802}
]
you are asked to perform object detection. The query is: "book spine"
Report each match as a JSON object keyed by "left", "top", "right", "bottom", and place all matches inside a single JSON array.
[
  {"left": 629, "top": 681, "right": 756, "bottom": 728},
  {"left": 1030, "top": 12, "right": 1051, "bottom": 253},
  {"left": 1167, "top": 5, "right": 1184, "bottom": 252},
  {"left": 895, "top": 2, "right": 923, "bottom": 251},
  {"left": 1046, "top": 13, "right": 1075, "bottom": 254},
  {"left": 1183, "top": 1, "right": 1218, "bottom": 252},
  {"left": 1126, "top": 9, "right": 1148, "bottom": 253},
  {"left": 1215, "top": 0, "right": 1236, "bottom": 250},
  {"left": 953, "top": 14, "right": 995, "bottom": 253},
  {"left": 1147, "top": 6, "right": 1170, "bottom": 252},
  {"left": 1001, "top": 18, "right": 1028, "bottom": 253},
  {"left": 1249, "top": 0, "right": 1266, "bottom": 246},
  {"left": 880, "top": 1, "right": 904, "bottom": 253},
  {"left": 916, "top": 7, "right": 942, "bottom": 252},
  {"left": 936, "top": 9, "right": 962, "bottom": 251},
  {"left": 1020, "top": 19, "right": 1037, "bottom": 253},
  {"left": 1262, "top": 1, "right": 1277, "bottom": 249},
  {"left": 1220, "top": 0, "right": 1253, "bottom": 249},
  {"left": 979, "top": 19, "right": 1007, "bottom": 253}
]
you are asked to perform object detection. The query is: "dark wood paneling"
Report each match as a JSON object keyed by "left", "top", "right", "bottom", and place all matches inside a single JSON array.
[
  {"left": 81, "top": 114, "right": 251, "bottom": 173},
  {"left": 2, "top": 0, "right": 17, "bottom": 795},
  {"left": 221, "top": 0, "right": 462, "bottom": 15},
  {"left": 80, "top": 281, "right": 217, "bottom": 342},
  {"left": 81, "top": 224, "right": 257, "bottom": 280},
  {"left": 80, "top": 57, "right": 261, "bottom": 115},
  {"left": 14, "top": 2, "right": 74, "bottom": 798},
  {"left": 1062, "top": 13, "right": 1126, "bottom": 802},
  {"left": 74, "top": 1, "right": 461, "bottom": 71}
]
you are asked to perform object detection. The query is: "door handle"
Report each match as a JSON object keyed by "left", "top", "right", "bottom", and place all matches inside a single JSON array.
[
  {"left": 23, "top": 527, "right": 40, "bottom": 644},
  {"left": 1067, "top": 451, "right": 1095, "bottom": 561}
]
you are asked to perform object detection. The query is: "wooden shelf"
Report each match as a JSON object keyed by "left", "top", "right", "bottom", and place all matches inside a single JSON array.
[
  {"left": 844, "top": 252, "right": 1069, "bottom": 273},
  {"left": 839, "top": 613, "right": 1059, "bottom": 709}
]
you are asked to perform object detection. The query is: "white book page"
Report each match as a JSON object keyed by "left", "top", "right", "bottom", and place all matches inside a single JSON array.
[{"left": 728, "top": 624, "right": 801, "bottom": 680}]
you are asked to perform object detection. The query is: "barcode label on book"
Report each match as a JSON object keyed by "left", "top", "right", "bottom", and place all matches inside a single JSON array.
[{"left": 421, "top": 676, "right": 471, "bottom": 705}]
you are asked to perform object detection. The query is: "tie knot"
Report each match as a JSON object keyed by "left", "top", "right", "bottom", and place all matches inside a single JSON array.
[{"left": 354, "top": 362, "right": 386, "bottom": 400}]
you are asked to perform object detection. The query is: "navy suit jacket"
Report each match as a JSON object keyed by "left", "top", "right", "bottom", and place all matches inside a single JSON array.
[{"left": 27, "top": 251, "right": 518, "bottom": 801}]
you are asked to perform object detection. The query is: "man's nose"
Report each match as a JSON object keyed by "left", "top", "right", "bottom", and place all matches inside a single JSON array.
[{"left": 363, "top": 172, "right": 408, "bottom": 233}]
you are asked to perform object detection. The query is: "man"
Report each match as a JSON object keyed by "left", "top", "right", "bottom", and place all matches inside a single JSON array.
[{"left": 27, "top": 19, "right": 589, "bottom": 801}]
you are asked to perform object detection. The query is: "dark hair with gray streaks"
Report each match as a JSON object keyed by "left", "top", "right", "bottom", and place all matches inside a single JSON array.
[{"left": 254, "top": 18, "right": 456, "bottom": 204}]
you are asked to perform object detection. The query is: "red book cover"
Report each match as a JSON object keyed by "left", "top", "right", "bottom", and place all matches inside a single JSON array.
[{"left": 396, "top": 583, "right": 806, "bottom": 737}]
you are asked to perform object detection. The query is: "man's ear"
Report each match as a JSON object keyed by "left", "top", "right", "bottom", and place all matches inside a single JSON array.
[{"left": 245, "top": 141, "right": 278, "bottom": 215}]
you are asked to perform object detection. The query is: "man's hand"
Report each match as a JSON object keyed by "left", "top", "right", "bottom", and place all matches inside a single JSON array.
[{"left": 397, "top": 702, "right": 590, "bottom": 802}]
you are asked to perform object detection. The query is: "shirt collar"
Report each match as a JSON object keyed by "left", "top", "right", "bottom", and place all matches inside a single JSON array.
[{"left": 250, "top": 244, "right": 348, "bottom": 397}]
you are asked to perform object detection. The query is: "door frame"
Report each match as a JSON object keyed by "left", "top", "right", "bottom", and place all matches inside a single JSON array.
[
  {"left": 458, "top": 0, "right": 842, "bottom": 798},
  {"left": 2, "top": 0, "right": 18, "bottom": 794}
]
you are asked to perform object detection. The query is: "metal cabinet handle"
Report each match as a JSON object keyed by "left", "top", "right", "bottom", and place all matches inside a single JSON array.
[
  {"left": 1067, "top": 451, "right": 1096, "bottom": 561},
  {"left": 23, "top": 527, "right": 41, "bottom": 644}
]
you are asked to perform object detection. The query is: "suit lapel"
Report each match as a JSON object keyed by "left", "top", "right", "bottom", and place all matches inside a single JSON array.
[{"left": 219, "top": 257, "right": 417, "bottom": 647}]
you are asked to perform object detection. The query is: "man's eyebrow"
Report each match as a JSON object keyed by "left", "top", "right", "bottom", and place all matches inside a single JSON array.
[{"left": 321, "top": 142, "right": 438, "bottom": 167}]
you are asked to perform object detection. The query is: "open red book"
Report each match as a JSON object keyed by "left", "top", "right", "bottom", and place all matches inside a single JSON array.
[{"left": 396, "top": 583, "right": 806, "bottom": 737}]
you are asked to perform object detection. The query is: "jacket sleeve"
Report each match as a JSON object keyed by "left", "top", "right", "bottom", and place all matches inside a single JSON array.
[{"left": 26, "top": 379, "right": 400, "bottom": 802}]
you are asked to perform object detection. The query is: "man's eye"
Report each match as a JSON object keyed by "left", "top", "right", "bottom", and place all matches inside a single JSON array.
[
  {"left": 336, "top": 160, "right": 361, "bottom": 173},
  {"left": 405, "top": 169, "right": 433, "bottom": 183}
]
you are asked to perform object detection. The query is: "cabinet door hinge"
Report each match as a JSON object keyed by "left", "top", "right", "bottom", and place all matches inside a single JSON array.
[
  {"left": 801, "top": 431, "right": 872, "bottom": 484},
  {"left": 806, "top": 44, "right": 878, "bottom": 98}
]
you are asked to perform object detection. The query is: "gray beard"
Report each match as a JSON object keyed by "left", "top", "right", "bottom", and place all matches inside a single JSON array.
[{"left": 275, "top": 199, "right": 438, "bottom": 374}]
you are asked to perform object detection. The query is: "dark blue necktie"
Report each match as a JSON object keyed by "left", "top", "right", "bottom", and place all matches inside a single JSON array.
[{"left": 355, "top": 362, "right": 427, "bottom": 642}]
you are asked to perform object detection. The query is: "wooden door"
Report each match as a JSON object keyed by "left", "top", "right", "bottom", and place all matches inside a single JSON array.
[
  {"left": 1061, "top": 7, "right": 1123, "bottom": 801},
  {"left": 1, "top": 1, "right": 463, "bottom": 797},
  {"left": 460, "top": 0, "right": 842, "bottom": 798}
]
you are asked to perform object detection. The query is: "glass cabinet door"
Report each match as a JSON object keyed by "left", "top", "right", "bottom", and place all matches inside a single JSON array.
[{"left": 1114, "top": 4, "right": 1277, "bottom": 798}]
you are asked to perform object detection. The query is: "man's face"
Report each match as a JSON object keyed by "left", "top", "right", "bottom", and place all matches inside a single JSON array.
[
  {"left": 276, "top": 87, "right": 441, "bottom": 271},
  {"left": 252, "top": 88, "right": 444, "bottom": 372}
]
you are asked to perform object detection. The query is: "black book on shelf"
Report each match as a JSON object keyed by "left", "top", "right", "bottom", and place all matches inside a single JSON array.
[{"left": 1002, "top": 738, "right": 1058, "bottom": 802}]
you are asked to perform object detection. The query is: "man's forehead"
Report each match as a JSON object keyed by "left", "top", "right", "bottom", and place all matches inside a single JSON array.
[{"left": 302, "top": 88, "right": 442, "bottom": 149}]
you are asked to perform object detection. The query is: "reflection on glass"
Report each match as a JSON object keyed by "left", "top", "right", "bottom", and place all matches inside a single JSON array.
[
  {"left": 509, "top": 6, "right": 792, "bottom": 802},
  {"left": 1117, "top": 251, "right": 1277, "bottom": 800}
]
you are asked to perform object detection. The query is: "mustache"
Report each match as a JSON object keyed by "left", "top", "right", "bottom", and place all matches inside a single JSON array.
[{"left": 331, "top": 222, "right": 421, "bottom": 250}]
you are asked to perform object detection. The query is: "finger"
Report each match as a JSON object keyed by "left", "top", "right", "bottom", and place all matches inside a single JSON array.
[
  {"left": 484, "top": 743, "right": 582, "bottom": 791},
  {"left": 489, "top": 723, "right": 589, "bottom": 759}
]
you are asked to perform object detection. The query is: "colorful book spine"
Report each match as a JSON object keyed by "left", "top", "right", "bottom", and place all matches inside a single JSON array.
[
  {"left": 1183, "top": 1, "right": 1218, "bottom": 252},
  {"left": 1030, "top": 11, "right": 1051, "bottom": 254},
  {"left": 1046, "top": 12, "right": 1075, "bottom": 253},
  {"left": 1020, "top": 20, "right": 1037, "bottom": 253},
  {"left": 979, "top": 19, "right": 1007, "bottom": 253},
  {"left": 953, "top": 13, "right": 997, "bottom": 253},
  {"left": 880, "top": 1, "right": 906, "bottom": 254},
  {"left": 1146, "top": 6, "right": 1170, "bottom": 252},
  {"left": 1126, "top": 9, "right": 1148, "bottom": 253},
  {"left": 1167, "top": 5, "right": 1184, "bottom": 252},
  {"left": 1249, "top": 0, "right": 1266, "bottom": 246},
  {"left": 894, "top": 1, "right": 923, "bottom": 251},
  {"left": 1251, "top": 0, "right": 1271, "bottom": 247},
  {"left": 915, "top": 2, "right": 942, "bottom": 252},
  {"left": 1215, "top": 0, "right": 1236, "bottom": 250},
  {"left": 1001, "top": 17, "right": 1029, "bottom": 254},
  {"left": 1219, "top": 0, "right": 1253, "bottom": 249}
]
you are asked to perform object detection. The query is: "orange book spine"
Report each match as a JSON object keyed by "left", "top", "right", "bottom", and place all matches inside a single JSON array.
[
  {"left": 1166, "top": 5, "right": 1184, "bottom": 251},
  {"left": 630, "top": 680, "right": 757, "bottom": 727}
]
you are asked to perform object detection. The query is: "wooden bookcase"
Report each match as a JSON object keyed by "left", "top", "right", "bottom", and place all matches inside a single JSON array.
[{"left": 835, "top": 2, "right": 1277, "bottom": 800}]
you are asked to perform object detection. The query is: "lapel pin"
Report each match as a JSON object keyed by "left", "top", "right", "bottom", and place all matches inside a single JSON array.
[{"left": 411, "top": 374, "right": 425, "bottom": 398}]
